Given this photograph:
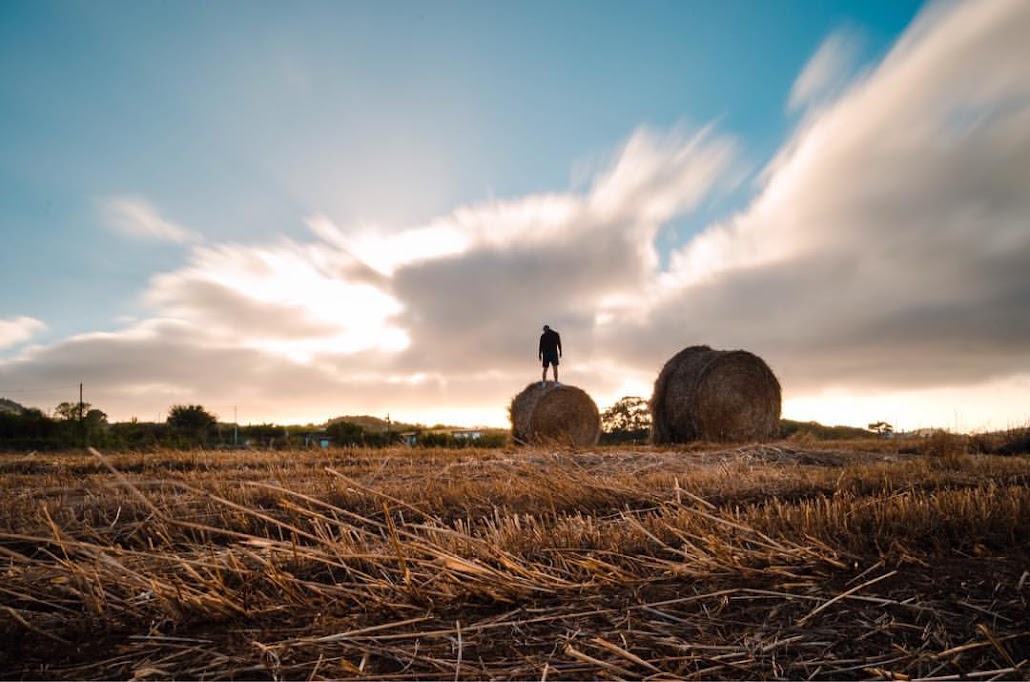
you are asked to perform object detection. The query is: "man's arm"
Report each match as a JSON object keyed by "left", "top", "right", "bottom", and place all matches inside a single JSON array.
[
  {"left": 538, "top": 335, "right": 544, "bottom": 359},
  {"left": 557, "top": 333, "right": 562, "bottom": 356}
]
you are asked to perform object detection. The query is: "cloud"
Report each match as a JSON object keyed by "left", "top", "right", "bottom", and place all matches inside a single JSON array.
[
  {"left": 387, "top": 125, "right": 739, "bottom": 374},
  {"left": 788, "top": 27, "right": 863, "bottom": 113},
  {"left": 308, "top": 215, "right": 468, "bottom": 277},
  {"left": 101, "top": 197, "right": 201, "bottom": 243},
  {"left": 0, "top": 316, "right": 46, "bottom": 350},
  {"left": 0, "top": 320, "right": 545, "bottom": 426},
  {"left": 3, "top": 0, "right": 1029, "bottom": 431},
  {"left": 0, "top": 123, "right": 739, "bottom": 424},
  {"left": 607, "top": 0, "right": 1030, "bottom": 399},
  {"left": 144, "top": 239, "right": 409, "bottom": 360}
]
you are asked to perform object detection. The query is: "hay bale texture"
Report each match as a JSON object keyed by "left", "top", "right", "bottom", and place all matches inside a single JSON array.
[
  {"left": 510, "top": 383, "right": 600, "bottom": 446},
  {"left": 651, "top": 345, "right": 781, "bottom": 444}
]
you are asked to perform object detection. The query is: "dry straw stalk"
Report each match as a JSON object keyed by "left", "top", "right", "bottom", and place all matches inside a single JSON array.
[{"left": 1, "top": 445, "right": 1028, "bottom": 680}]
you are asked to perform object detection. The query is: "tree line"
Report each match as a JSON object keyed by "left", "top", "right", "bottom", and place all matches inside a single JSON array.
[
  {"left": 1, "top": 395, "right": 907, "bottom": 452},
  {"left": 0, "top": 402, "right": 255, "bottom": 450},
  {"left": 0, "top": 401, "right": 507, "bottom": 451}
]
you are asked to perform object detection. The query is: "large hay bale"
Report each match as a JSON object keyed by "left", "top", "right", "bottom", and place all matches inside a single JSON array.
[
  {"left": 651, "top": 345, "right": 781, "bottom": 444},
  {"left": 509, "top": 383, "right": 600, "bottom": 446}
]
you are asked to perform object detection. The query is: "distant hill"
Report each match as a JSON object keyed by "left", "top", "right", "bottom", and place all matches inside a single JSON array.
[
  {"left": 326, "top": 415, "right": 421, "bottom": 432},
  {"left": 324, "top": 414, "right": 490, "bottom": 434},
  {"left": 0, "top": 397, "right": 27, "bottom": 415},
  {"left": 779, "top": 419, "right": 872, "bottom": 440}
]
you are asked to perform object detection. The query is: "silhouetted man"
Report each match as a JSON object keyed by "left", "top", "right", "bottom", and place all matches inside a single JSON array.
[{"left": 539, "top": 324, "right": 562, "bottom": 386}]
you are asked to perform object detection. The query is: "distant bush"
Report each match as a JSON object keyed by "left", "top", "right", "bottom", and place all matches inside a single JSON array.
[
  {"left": 599, "top": 429, "right": 650, "bottom": 445},
  {"left": 0, "top": 409, "right": 65, "bottom": 450},
  {"left": 416, "top": 431, "right": 506, "bottom": 448},
  {"left": 968, "top": 427, "right": 1030, "bottom": 456},
  {"left": 325, "top": 420, "right": 404, "bottom": 448}
]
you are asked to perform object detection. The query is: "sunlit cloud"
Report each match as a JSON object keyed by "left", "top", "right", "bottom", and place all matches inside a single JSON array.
[
  {"left": 145, "top": 240, "right": 409, "bottom": 360},
  {"left": 0, "top": 118, "right": 739, "bottom": 423},
  {"left": 101, "top": 197, "right": 201, "bottom": 243},
  {"left": 0, "top": 316, "right": 46, "bottom": 350},
  {"left": 307, "top": 215, "right": 469, "bottom": 277}
]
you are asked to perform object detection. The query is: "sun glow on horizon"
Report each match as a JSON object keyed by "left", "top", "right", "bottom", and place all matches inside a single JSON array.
[{"left": 784, "top": 375, "right": 1030, "bottom": 434}]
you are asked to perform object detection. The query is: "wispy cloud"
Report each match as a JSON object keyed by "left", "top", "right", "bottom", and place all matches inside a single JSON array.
[
  {"left": 788, "top": 27, "right": 863, "bottom": 113},
  {"left": 101, "top": 197, "right": 201, "bottom": 243},
  {"left": 0, "top": 316, "right": 46, "bottom": 350}
]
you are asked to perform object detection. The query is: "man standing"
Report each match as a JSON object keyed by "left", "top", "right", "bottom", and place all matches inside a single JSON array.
[{"left": 539, "top": 324, "right": 562, "bottom": 386}]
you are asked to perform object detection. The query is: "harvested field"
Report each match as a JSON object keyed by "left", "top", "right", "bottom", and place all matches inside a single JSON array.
[{"left": 1, "top": 443, "right": 1028, "bottom": 680}]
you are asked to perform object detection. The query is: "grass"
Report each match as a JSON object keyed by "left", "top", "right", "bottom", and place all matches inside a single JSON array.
[{"left": 1, "top": 442, "right": 1028, "bottom": 680}]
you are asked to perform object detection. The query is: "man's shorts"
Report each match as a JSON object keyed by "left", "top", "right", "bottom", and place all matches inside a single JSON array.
[{"left": 542, "top": 350, "right": 560, "bottom": 367}]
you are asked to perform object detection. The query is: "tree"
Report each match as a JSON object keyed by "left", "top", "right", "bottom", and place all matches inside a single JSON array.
[
  {"left": 84, "top": 408, "right": 108, "bottom": 428},
  {"left": 54, "top": 401, "right": 90, "bottom": 421},
  {"left": 241, "top": 423, "right": 285, "bottom": 449},
  {"left": 600, "top": 396, "right": 652, "bottom": 443},
  {"left": 53, "top": 402, "right": 108, "bottom": 447},
  {"left": 168, "top": 404, "right": 217, "bottom": 446},
  {"left": 326, "top": 420, "right": 365, "bottom": 446}
]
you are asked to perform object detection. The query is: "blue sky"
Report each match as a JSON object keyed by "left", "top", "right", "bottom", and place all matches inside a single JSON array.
[{"left": 2, "top": 0, "right": 1028, "bottom": 431}]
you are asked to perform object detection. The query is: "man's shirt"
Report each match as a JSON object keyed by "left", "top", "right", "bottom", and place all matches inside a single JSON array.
[{"left": 539, "top": 329, "right": 562, "bottom": 357}]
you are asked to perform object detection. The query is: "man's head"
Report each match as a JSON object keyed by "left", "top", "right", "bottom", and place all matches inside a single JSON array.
[{"left": 542, "top": 325, "right": 550, "bottom": 332}]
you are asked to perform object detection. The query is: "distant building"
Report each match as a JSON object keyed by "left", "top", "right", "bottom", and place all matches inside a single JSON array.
[{"left": 303, "top": 431, "right": 331, "bottom": 449}]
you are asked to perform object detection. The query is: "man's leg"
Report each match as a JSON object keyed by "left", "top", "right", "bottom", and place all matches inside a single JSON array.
[
  {"left": 552, "top": 364, "right": 559, "bottom": 383},
  {"left": 541, "top": 365, "right": 547, "bottom": 385}
]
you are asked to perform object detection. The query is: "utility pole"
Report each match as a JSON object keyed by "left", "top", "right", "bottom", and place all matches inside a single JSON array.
[
  {"left": 234, "top": 405, "right": 238, "bottom": 447},
  {"left": 79, "top": 382, "right": 86, "bottom": 449}
]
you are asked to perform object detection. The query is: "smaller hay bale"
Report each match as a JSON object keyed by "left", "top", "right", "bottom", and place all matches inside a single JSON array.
[
  {"left": 509, "top": 383, "right": 600, "bottom": 446},
  {"left": 651, "top": 345, "right": 781, "bottom": 444}
]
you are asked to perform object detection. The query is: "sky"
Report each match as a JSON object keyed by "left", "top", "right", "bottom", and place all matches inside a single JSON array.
[{"left": 2, "top": 0, "right": 1029, "bottom": 432}]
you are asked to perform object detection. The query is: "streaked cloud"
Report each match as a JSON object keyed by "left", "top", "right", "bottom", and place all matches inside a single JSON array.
[
  {"left": 101, "top": 197, "right": 201, "bottom": 243},
  {"left": 788, "top": 27, "right": 863, "bottom": 113},
  {"left": 607, "top": 0, "right": 1030, "bottom": 404},
  {"left": 0, "top": 316, "right": 46, "bottom": 350}
]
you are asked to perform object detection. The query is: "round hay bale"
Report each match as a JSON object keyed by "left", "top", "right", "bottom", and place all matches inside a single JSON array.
[
  {"left": 509, "top": 383, "right": 600, "bottom": 446},
  {"left": 651, "top": 345, "right": 781, "bottom": 444}
]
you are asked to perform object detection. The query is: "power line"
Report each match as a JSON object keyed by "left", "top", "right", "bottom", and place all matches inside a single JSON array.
[{"left": 0, "top": 385, "right": 80, "bottom": 394}]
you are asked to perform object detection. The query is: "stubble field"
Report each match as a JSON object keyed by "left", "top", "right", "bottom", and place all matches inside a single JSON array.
[{"left": 1, "top": 441, "right": 1027, "bottom": 680}]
